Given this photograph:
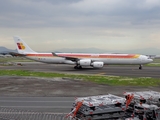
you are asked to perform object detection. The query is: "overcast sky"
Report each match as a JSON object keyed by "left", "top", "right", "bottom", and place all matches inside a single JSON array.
[{"left": 1, "top": 0, "right": 160, "bottom": 52}]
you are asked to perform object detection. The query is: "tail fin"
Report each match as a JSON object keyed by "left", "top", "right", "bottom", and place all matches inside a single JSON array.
[{"left": 13, "top": 36, "right": 36, "bottom": 54}]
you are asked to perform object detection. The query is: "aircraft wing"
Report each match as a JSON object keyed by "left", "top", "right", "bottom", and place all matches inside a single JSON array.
[
  {"left": 9, "top": 52, "right": 26, "bottom": 57},
  {"left": 52, "top": 52, "right": 79, "bottom": 61}
]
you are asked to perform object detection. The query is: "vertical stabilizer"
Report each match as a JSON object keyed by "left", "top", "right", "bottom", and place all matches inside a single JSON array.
[{"left": 13, "top": 36, "right": 36, "bottom": 54}]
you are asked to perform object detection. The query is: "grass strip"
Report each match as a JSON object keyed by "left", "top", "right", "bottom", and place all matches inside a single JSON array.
[
  {"left": 145, "top": 63, "right": 160, "bottom": 67},
  {"left": 0, "top": 70, "right": 160, "bottom": 86}
]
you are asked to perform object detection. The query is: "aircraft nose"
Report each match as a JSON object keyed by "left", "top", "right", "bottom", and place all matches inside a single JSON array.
[
  {"left": 146, "top": 56, "right": 153, "bottom": 63},
  {"left": 141, "top": 55, "right": 153, "bottom": 64},
  {"left": 148, "top": 58, "right": 153, "bottom": 63}
]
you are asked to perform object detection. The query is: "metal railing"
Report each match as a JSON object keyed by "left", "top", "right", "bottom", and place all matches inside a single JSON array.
[{"left": 0, "top": 107, "right": 72, "bottom": 120}]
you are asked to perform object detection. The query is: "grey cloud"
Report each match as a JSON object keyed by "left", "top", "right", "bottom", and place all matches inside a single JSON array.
[
  {"left": 32, "top": 0, "right": 82, "bottom": 4},
  {"left": 0, "top": 0, "right": 160, "bottom": 28}
]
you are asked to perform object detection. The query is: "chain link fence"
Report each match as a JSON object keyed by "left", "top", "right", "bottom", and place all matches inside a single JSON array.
[{"left": 0, "top": 107, "right": 72, "bottom": 120}]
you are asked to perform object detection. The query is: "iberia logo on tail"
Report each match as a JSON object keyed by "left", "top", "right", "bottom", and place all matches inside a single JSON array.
[{"left": 17, "top": 43, "right": 25, "bottom": 50}]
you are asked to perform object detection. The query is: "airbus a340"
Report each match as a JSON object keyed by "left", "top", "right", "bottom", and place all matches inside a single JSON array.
[{"left": 11, "top": 36, "right": 153, "bottom": 69}]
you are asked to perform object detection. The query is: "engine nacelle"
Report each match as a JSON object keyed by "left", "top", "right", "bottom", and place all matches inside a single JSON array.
[
  {"left": 78, "top": 59, "right": 91, "bottom": 66},
  {"left": 91, "top": 62, "right": 104, "bottom": 68}
]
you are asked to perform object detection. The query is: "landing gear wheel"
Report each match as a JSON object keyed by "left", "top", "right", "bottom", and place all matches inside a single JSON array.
[
  {"left": 74, "top": 65, "right": 82, "bottom": 69},
  {"left": 139, "top": 65, "right": 142, "bottom": 70},
  {"left": 78, "top": 66, "right": 82, "bottom": 69},
  {"left": 74, "top": 66, "right": 78, "bottom": 69}
]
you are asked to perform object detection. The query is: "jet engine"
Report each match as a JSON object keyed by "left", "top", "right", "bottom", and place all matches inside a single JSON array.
[
  {"left": 78, "top": 59, "right": 104, "bottom": 68},
  {"left": 91, "top": 62, "right": 104, "bottom": 68},
  {"left": 78, "top": 59, "right": 91, "bottom": 66}
]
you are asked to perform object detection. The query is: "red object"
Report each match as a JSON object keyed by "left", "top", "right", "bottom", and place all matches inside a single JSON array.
[
  {"left": 126, "top": 94, "right": 134, "bottom": 109},
  {"left": 73, "top": 101, "right": 84, "bottom": 118}
]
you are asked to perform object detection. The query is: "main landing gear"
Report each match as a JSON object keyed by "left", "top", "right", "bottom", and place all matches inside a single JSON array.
[
  {"left": 74, "top": 65, "right": 82, "bottom": 69},
  {"left": 139, "top": 65, "right": 142, "bottom": 70}
]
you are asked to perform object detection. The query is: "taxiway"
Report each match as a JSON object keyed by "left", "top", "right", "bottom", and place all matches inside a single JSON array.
[{"left": 0, "top": 63, "right": 160, "bottom": 78}]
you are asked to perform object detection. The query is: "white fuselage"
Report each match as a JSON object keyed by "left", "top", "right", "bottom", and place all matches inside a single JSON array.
[{"left": 24, "top": 53, "right": 153, "bottom": 65}]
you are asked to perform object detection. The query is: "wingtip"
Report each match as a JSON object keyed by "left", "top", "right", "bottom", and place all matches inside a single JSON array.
[{"left": 52, "top": 52, "right": 58, "bottom": 56}]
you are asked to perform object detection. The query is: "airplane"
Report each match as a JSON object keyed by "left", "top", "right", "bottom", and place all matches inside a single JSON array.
[{"left": 11, "top": 36, "right": 153, "bottom": 70}]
